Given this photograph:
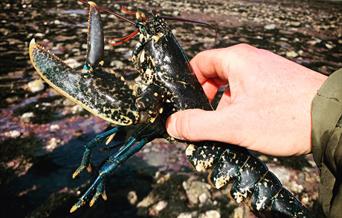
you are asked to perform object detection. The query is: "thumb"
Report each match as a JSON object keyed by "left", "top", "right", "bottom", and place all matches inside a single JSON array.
[{"left": 166, "top": 108, "right": 239, "bottom": 142}]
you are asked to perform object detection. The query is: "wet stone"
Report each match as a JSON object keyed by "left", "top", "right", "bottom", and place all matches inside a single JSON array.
[
  {"left": 199, "top": 210, "right": 221, "bottom": 218},
  {"left": 286, "top": 50, "right": 299, "bottom": 58},
  {"left": 64, "top": 58, "right": 82, "bottom": 68},
  {"left": 27, "top": 79, "right": 44, "bottom": 93},
  {"left": 264, "top": 24, "right": 276, "bottom": 30},
  {"left": 149, "top": 200, "right": 168, "bottom": 216},
  {"left": 127, "top": 190, "right": 138, "bottom": 205},
  {"left": 21, "top": 112, "right": 35, "bottom": 122},
  {"left": 177, "top": 212, "right": 193, "bottom": 218},
  {"left": 3, "top": 130, "right": 21, "bottom": 138},
  {"left": 182, "top": 177, "right": 211, "bottom": 206}
]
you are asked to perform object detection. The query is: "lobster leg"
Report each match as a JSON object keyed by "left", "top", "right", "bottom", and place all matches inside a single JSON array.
[
  {"left": 70, "top": 122, "right": 162, "bottom": 213},
  {"left": 72, "top": 127, "right": 121, "bottom": 178}
]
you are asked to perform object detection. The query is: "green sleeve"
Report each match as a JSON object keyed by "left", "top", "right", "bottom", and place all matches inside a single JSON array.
[{"left": 311, "top": 68, "right": 342, "bottom": 217}]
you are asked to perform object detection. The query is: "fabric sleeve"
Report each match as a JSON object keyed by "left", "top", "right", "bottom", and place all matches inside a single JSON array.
[{"left": 311, "top": 68, "right": 342, "bottom": 217}]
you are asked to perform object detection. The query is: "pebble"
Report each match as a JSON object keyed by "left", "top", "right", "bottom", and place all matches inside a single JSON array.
[
  {"left": 286, "top": 50, "right": 299, "bottom": 58},
  {"left": 21, "top": 112, "right": 35, "bottom": 122},
  {"left": 290, "top": 21, "right": 301, "bottom": 27},
  {"left": 147, "top": 200, "right": 168, "bottom": 216},
  {"left": 151, "top": 200, "right": 168, "bottom": 214},
  {"left": 127, "top": 191, "right": 138, "bottom": 205},
  {"left": 199, "top": 193, "right": 209, "bottom": 204},
  {"left": 62, "top": 98, "right": 75, "bottom": 106},
  {"left": 199, "top": 210, "right": 221, "bottom": 218},
  {"left": 64, "top": 58, "right": 82, "bottom": 68},
  {"left": 45, "top": 137, "right": 60, "bottom": 152},
  {"left": 49, "top": 124, "right": 60, "bottom": 131},
  {"left": 71, "top": 105, "right": 83, "bottom": 114},
  {"left": 110, "top": 60, "right": 124, "bottom": 68},
  {"left": 325, "top": 43, "right": 335, "bottom": 49},
  {"left": 27, "top": 79, "right": 45, "bottom": 93},
  {"left": 264, "top": 24, "right": 276, "bottom": 30},
  {"left": 182, "top": 179, "right": 211, "bottom": 206},
  {"left": 4, "top": 130, "right": 21, "bottom": 138},
  {"left": 137, "top": 194, "right": 156, "bottom": 208},
  {"left": 232, "top": 207, "right": 245, "bottom": 218},
  {"left": 177, "top": 212, "right": 193, "bottom": 218},
  {"left": 34, "top": 33, "right": 44, "bottom": 38}
]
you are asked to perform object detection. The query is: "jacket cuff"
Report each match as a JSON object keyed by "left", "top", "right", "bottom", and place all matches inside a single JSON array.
[{"left": 311, "top": 68, "right": 342, "bottom": 171}]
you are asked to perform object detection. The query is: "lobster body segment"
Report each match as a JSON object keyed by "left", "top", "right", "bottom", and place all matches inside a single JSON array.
[{"left": 29, "top": 2, "right": 311, "bottom": 217}]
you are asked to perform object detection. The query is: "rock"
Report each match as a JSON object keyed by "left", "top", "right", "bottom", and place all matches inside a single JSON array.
[
  {"left": 232, "top": 207, "right": 245, "bottom": 218},
  {"left": 27, "top": 79, "right": 44, "bottom": 93},
  {"left": 177, "top": 212, "right": 193, "bottom": 218},
  {"left": 286, "top": 51, "right": 299, "bottom": 58},
  {"left": 4, "top": 130, "right": 21, "bottom": 138},
  {"left": 325, "top": 43, "right": 335, "bottom": 49},
  {"left": 199, "top": 210, "right": 221, "bottom": 218},
  {"left": 45, "top": 137, "right": 60, "bottom": 152},
  {"left": 155, "top": 172, "right": 171, "bottom": 184},
  {"left": 21, "top": 112, "right": 35, "bottom": 122},
  {"left": 137, "top": 194, "right": 157, "bottom": 208},
  {"left": 307, "top": 38, "right": 322, "bottom": 46},
  {"left": 290, "top": 182, "right": 304, "bottom": 193},
  {"left": 264, "top": 24, "right": 276, "bottom": 30},
  {"left": 110, "top": 60, "right": 124, "bottom": 68},
  {"left": 199, "top": 192, "right": 209, "bottom": 204},
  {"left": 34, "top": 33, "right": 44, "bottom": 38},
  {"left": 149, "top": 200, "right": 168, "bottom": 216},
  {"left": 71, "top": 105, "right": 83, "bottom": 114},
  {"left": 49, "top": 124, "right": 60, "bottom": 131},
  {"left": 290, "top": 21, "right": 301, "bottom": 27},
  {"left": 182, "top": 178, "right": 211, "bottom": 206},
  {"left": 64, "top": 58, "right": 82, "bottom": 68},
  {"left": 127, "top": 191, "right": 138, "bottom": 205},
  {"left": 62, "top": 98, "right": 75, "bottom": 106}
]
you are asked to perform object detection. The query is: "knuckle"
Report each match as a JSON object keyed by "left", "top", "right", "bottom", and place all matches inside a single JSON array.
[{"left": 229, "top": 43, "right": 256, "bottom": 54}]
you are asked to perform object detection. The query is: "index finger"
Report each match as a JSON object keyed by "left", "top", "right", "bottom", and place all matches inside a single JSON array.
[
  {"left": 190, "top": 48, "right": 230, "bottom": 84},
  {"left": 190, "top": 48, "right": 229, "bottom": 100}
]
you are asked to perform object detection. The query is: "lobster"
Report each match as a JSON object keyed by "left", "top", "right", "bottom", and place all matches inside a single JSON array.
[{"left": 28, "top": 1, "right": 312, "bottom": 217}]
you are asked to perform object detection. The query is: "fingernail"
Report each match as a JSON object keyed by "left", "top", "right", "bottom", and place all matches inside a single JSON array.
[{"left": 166, "top": 114, "right": 181, "bottom": 139}]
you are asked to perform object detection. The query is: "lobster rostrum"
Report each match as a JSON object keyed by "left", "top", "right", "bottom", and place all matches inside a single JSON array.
[{"left": 29, "top": 1, "right": 312, "bottom": 217}]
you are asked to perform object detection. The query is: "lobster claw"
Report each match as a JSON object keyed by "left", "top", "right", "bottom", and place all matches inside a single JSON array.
[
  {"left": 29, "top": 39, "right": 139, "bottom": 126},
  {"left": 85, "top": 1, "right": 104, "bottom": 71}
]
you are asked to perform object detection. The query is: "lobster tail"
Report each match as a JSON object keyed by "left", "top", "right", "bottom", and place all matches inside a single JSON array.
[{"left": 186, "top": 143, "right": 312, "bottom": 217}]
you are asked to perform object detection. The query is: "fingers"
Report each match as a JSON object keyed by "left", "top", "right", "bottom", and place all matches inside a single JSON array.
[
  {"left": 166, "top": 108, "right": 241, "bottom": 144},
  {"left": 190, "top": 44, "right": 258, "bottom": 100},
  {"left": 190, "top": 48, "right": 229, "bottom": 83},
  {"left": 190, "top": 44, "right": 257, "bottom": 82}
]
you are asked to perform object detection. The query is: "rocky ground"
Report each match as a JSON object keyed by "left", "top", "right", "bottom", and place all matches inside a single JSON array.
[{"left": 0, "top": 0, "right": 341, "bottom": 217}]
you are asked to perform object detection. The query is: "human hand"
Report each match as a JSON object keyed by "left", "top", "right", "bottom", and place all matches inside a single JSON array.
[{"left": 166, "top": 44, "right": 327, "bottom": 156}]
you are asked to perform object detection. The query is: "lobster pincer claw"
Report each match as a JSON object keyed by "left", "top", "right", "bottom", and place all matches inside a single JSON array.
[
  {"left": 83, "top": 1, "right": 104, "bottom": 72},
  {"left": 29, "top": 39, "right": 139, "bottom": 126}
]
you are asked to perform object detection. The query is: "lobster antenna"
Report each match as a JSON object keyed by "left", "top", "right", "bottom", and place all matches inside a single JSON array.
[
  {"left": 79, "top": 0, "right": 136, "bottom": 25},
  {"left": 111, "top": 29, "right": 139, "bottom": 46},
  {"left": 161, "top": 15, "right": 215, "bottom": 29},
  {"left": 161, "top": 15, "right": 219, "bottom": 46}
]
